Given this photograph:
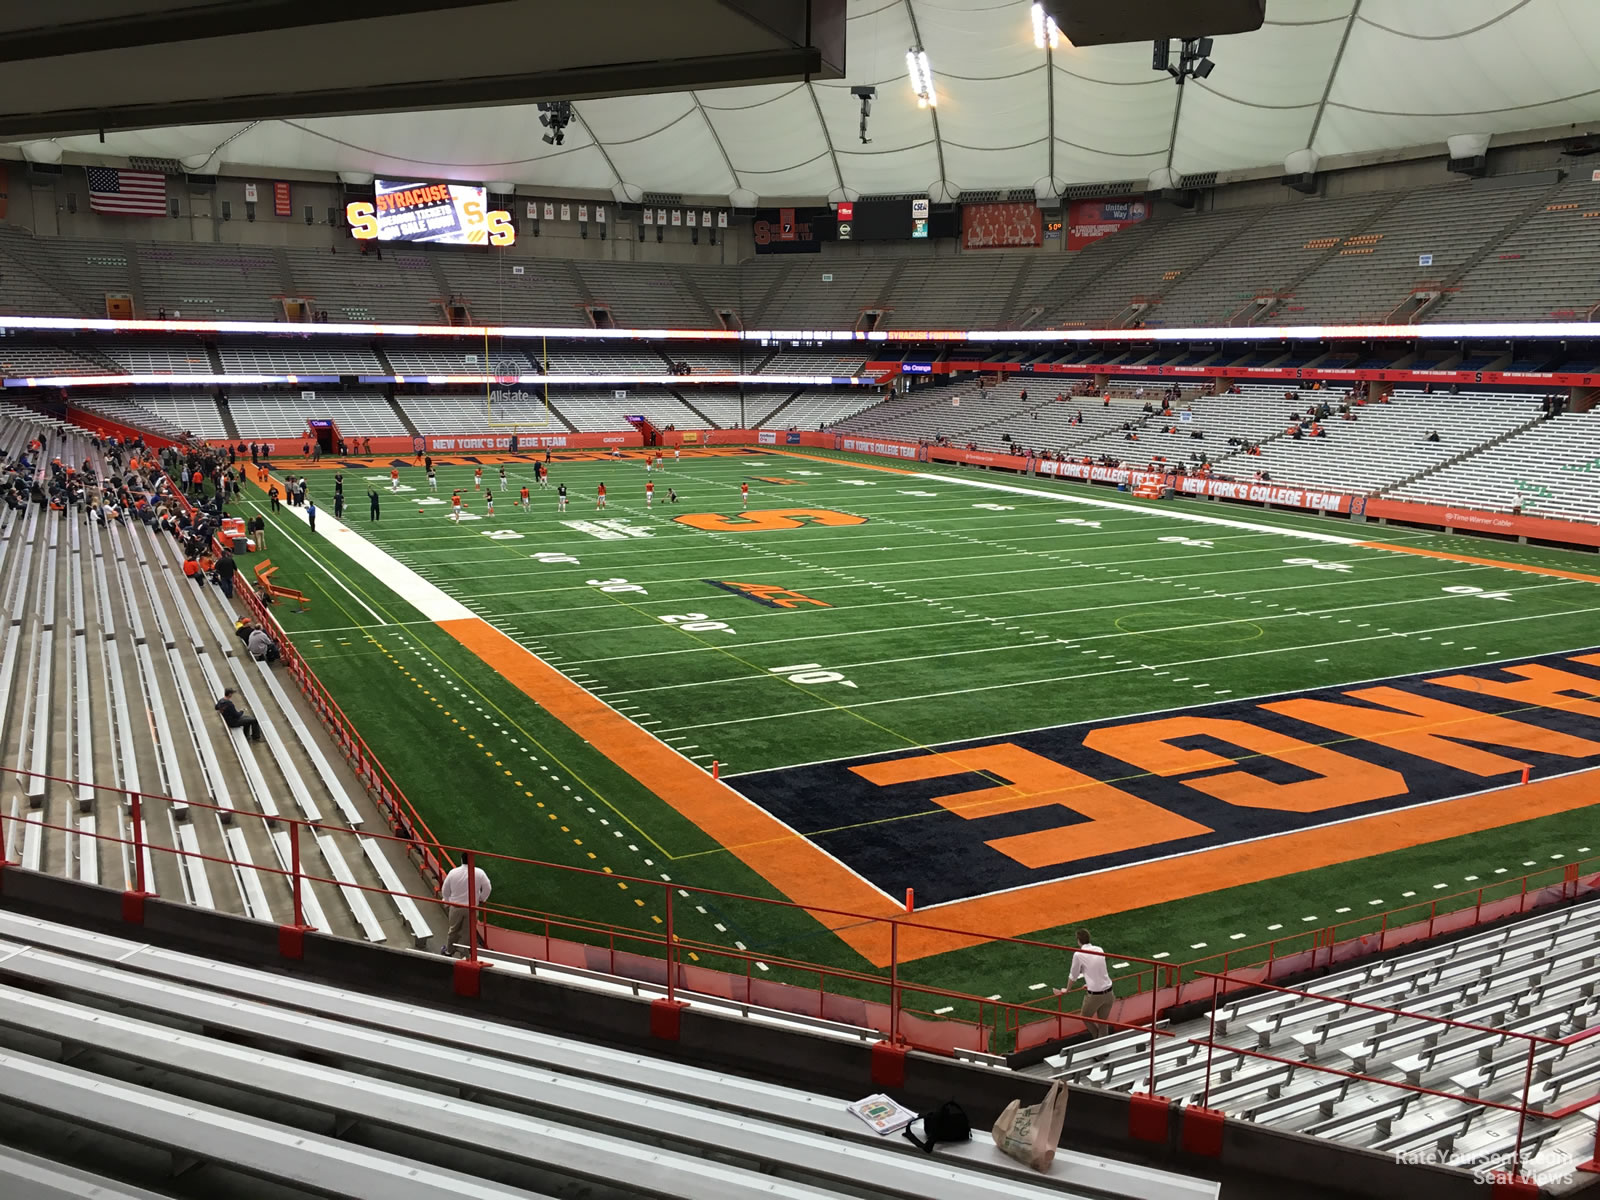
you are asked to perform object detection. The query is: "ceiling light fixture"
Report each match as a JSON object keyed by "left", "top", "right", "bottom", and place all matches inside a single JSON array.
[
  {"left": 537, "top": 101, "right": 573, "bottom": 146},
  {"left": 905, "top": 47, "right": 936, "bottom": 108},
  {"left": 1154, "top": 37, "right": 1216, "bottom": 85},
  {"left": 1031, "top": 3, "right": 1061, "bottom": 50}
]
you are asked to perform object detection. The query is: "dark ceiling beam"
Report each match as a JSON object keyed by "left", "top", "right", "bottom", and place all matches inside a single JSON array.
[
  {"left": 0, "top": 0, "right": 514, "bottom": 64},
  {"left": 0, "top": 48, "right": 826, "bottom": 140}
]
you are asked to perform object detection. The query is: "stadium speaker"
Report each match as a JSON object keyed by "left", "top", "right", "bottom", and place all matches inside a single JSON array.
[
  {"left": 1282, "top": 171, "right": 1317, "bottom": 194},
  {"left": 1447, "top": 154, "right": 1488, "bottom": 177}
]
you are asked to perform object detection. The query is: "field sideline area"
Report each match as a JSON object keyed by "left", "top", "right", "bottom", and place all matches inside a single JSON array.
[{"left": 243, "top": 445, "right": 1600, "bottom": 1024}]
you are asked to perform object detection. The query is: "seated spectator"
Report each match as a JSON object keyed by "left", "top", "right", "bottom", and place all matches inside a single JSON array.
[
  {"left": 248, "top": 627, "right": 280, "bottom": 664},
  {"left": 214, "top": 689, "right": 262, "bottom": 742}
]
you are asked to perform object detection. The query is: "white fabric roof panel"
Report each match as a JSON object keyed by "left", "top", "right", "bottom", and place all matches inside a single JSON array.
[{"left": 10, "top": 0, "right": 1600, "bottom": 204}]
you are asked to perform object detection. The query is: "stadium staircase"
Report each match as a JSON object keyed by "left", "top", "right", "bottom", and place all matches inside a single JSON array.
[
  {"left": 749, "top": 261, "right": 797, "bottom": 328},
  {"left": 1418, "top": 177, "right": 1574, "bottom": 322},
  {"left": 666, "top": 386, "right": 719, "bottom": 428},
  {"left": 757, "top": 387, "right": 806, "bottom": 426},
  {"left": 270, "top": 245, "right": 298, "bottom": 299},
  {"left": 1381, "top": 408, "right": 1551, "bottom": 494},
  {"left": 387, "top": 394, "right": 422, "bottom": 438},
  {"left": 1247, "top": 190, "right": 1410, "bottom": 326},
  {"left": 216, "top": 396, "right": 241, "bottom": 441},
  {"left": 1116, "top": 211, "right": 1264, "bottom": 328}
]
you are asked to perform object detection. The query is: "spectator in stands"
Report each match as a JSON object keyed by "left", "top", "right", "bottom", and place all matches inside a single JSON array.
[
  {"left": 1425, "top": 430, "right": 1441, "bottom": 443},
  {"left": 437, "top": 858, "right": 492, "bottom": 957},
  {"left": 234, "top": 617, "right": 255, "bottom": 648},
  {"left": 214, "top": 689, "right": 262, "bottom": 743},
  {"left": 248, "top": 626, "right": 280, "bottom": 664},
  {"left": 1054, "top": 928, "right": 1115, "bottom": 1038},
  {"left": 214, "top": 549, "right": 237, "bottom": 599}
]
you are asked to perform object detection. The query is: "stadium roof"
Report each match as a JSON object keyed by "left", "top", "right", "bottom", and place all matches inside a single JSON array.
[{"left": 9, "top": 0, "right": 1600, "bottom": 205}]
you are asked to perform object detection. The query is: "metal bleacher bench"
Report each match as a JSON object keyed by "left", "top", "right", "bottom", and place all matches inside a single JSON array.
[
  {"left": 0, "top": 1145, "right": 174, "bottom": 1200},
  {"left": 0, "top": 910, "right": 1217, "bottom": 1200}
]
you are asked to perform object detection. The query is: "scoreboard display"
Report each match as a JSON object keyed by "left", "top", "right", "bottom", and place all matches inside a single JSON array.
[{"left": 346, "top": 179, "right": 516, "bottom": 247}]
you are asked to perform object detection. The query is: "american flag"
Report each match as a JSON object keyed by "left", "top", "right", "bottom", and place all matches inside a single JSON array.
[{"left": 86, "top": 167, "right": 167, "bottom": 216}]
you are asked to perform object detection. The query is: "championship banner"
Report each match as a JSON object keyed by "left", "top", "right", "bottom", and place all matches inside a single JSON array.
[
  {"left": 962, "top": 201, "right": 1042, "bottom": 250},
  {"left": 1068, "top": 196, "right": 1147, "bottom": 250},
  {"left": 273, "top": 181, "right": 292, "bottom": 217}
]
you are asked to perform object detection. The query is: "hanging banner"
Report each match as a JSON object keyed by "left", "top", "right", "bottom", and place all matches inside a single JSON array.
[
  {"left": 578, "top": 204, "right": 588, "bottom": 222},
  {"left": 1067, "top": 196, "right": 1147, "bottom": 250},
  {"left": 643, "top": 207, "right": 653, "bottom": 225},
  {"left": 671, "top": 209, "right": 682, "bottom": 226},
  {"left": 273, "top": 181, "right": 292, "bottom": 217},
  {"left": 243, "top": 182, "right": 258, "bottom": 203},
  {"left": 595, "top": 205, "right": 606, "bottom": 224},
  {"left": 526, "top": 201, "right": 537, "bottom": 219},
  {"left": 717, "top": 210, "right": 728, "bottom": 228},
  {"left": 543, "top": 201, "right": 555, "bottom": 220},
  {"left": 686, "top": 210, "right": 696, "bottom": 227},
  {"left": 656, "top": 208, "right": 667, "bottom": 225},
  {"left": 702, "top": 210, "right": 712, "bottom": 228},
  {"left": 560, "top": 203, "right": 571, "bottom": 221},
  {"left": 962, "top": 201, "right": 1042, "bottom": 250}
]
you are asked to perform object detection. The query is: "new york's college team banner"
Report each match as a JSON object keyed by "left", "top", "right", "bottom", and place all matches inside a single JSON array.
[
  {"left": 1067, "top": 196, "right": 1148, "bottom": 250},
  {"left": 961, "top": 201, "right": 1042, "bottom": 250}
]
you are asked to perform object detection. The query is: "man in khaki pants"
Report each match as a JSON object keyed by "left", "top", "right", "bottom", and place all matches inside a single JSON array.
[
  {"left": 437, "top": 859, "right": 492, "bottom": 958},
  {"left": 1055, "top": 928, "right": 1115, "bottom": 1038}
]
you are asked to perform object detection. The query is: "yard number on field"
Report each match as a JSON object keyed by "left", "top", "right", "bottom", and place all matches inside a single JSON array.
[
  {"left": 659, "top": 612, "right": 735, "bottom": 634},
  {"left": 482, "top": 528, "right": 524, "bottom": 540},
  {"left": 588, "top": 577, "right": 647, "bottom": 594},
  {"left": 1057, "top": 517, "right": 1102, "bottom": 528},
  {"left": 1159, "top": 535, "right": 1214, "bottom": 548},
  {"left": 973, "top": 502, "right": 1015, "bottom": 511},
  {"left": 770, "top": 662, "right": 858, "bottom": 689},
  {"left": 1443, "top": 585, "right": 1513, "bottom": 601},
  {"left": 531, "top": 551, "right": 580, "bottom": 564},
  {"left": 1282, "top": 556, "right": 1352, "bottom": 572}
]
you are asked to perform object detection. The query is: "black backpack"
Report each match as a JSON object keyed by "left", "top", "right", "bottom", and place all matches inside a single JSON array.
[{"left": 903, "top": 1101, "right": 971, "bottom": 1153}]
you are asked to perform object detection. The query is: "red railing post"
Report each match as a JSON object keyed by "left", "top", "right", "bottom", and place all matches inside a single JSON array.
[
  {"left": 289, "top": 820, "right": 305, "bottom": 928},
  {"left": 130, "top": 792, "right": 146, "bottom": 894},
  {"left": 664, "top": 885, "right": 676, "bottom": 1005},
  {"left": 1147, "top": 960, "right": 1161, "bottom": 1092},
  {"left": 889, "top": 921, "right": 900, "bottom": 1045},
  {"left": 465, "top": 849, "right": 480, "bottom": 963},
  {"left": 1513, "top": 1035, "right": 1537, "bottom": 1178},
  {"left": 1200, "top": 971, "right": 1222, "bottom": 1109}
]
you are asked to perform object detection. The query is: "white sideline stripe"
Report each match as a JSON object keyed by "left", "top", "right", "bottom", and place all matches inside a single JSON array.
[
  {"left": 254, "top": 502, "right": 470, "bottom": 622},
  {"left": 911, "top": 472, "right": 1364, "bottom": 546}
]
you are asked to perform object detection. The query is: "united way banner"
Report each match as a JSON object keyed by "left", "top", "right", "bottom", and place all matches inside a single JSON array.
[
  {"left": 962, "top": 201, "right": 1041, "bottom": 250},
  {"left": 1067, "top": 196, "right": 1148, "bottom": 250}
]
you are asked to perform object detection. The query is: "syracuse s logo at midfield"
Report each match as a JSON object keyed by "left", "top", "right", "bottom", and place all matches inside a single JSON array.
[{"left": 674, "top": 508, "right": 866, "bottom": 532}]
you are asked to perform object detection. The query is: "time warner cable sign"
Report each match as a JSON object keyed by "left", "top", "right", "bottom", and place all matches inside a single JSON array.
[{"left": 346, "top": 179, "right": 516, "bottom": 247}]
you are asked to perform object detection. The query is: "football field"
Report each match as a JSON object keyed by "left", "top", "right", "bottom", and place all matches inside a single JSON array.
[{"left": 244, "top": 446, "right": 1600, "bottom": 1026}]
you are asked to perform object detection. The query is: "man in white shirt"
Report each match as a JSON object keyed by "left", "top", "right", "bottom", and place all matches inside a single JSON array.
[
  {"left": 1055, "top": 928, "right": 1115, "bottom": 1039},
  {"left": 437, "top": 860, "right": 492, "bottom": 958}
]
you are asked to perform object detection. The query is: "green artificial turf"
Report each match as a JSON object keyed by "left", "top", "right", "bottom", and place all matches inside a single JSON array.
[{"left": 238, "top": 447, "right": 1600, "bottom": 1040}]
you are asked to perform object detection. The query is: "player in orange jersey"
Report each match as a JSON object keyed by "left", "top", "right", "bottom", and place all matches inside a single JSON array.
[
  {"left": 474, "top": 467, "right": 483, "bottom": 491},
  {"left": 645, "top": 479, "right": 654, "bottom": 508},
  {"left": 389, "top": 466, "right": 399, "bottom": 492},
  {"left": 451, "top": 490, "right": 463, "bottom": 522},
  {"left": 740, "top": 481, "right": 749, "bottom": 509},
  {"left": 596, "top": 482, "right": 607, "bottom": 510},
  {"left": 519, "top": 484, "right": 530, "bottom": 512}
]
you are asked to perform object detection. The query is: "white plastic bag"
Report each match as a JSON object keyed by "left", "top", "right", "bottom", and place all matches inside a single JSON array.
[{"left": 992, "top": 1080, "right": 1068, "bottom": 1172}]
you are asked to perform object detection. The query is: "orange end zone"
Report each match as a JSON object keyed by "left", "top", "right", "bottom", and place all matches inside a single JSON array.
[{"left": 1357, "top": 541, "right": 1600, "bottom": 586}]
